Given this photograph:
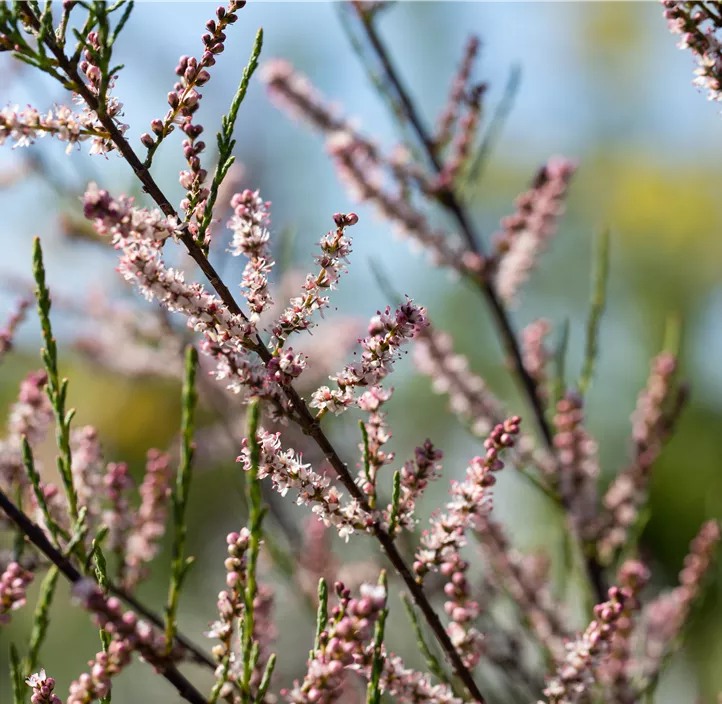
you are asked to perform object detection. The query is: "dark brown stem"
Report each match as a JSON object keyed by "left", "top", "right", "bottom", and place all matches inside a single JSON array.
[
  {"left": 354, "top": 10, "right": 607, "bottom": 603},
  {"left": 0, "top": 487, "right": 208, "bottom": 704},
  {"left": 25, "top": 10, "right": 488, "bottom": 702}
]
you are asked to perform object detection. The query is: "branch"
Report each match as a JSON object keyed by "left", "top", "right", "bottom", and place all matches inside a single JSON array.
[
  {"left": 352, "top": 9, "right": 608, "bottom": 603},
  {"left": 23, "top": 9, "right": 488, "bottom": 702},
  {"left": 0, "top": 487, "right": 208, "bottom": 704}
]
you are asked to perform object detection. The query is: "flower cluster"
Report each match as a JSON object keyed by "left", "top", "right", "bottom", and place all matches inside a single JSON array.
[
  {"left": 388, "top": 439, "right": 443, "bottom": 534},
  {"left": 272, "top": 212, "right": 357, "bottom": 346},
  {"left": 25, "top": 670, "right": 62, "bottom": 704},
  {"left": 69, "top": 580, "right": 180, "bottom": 703},
  {"left": 142, "top": 1, "right": 244, "bottom": 162},
  {"left": 0, "top": 561, "right": 34, "bottom": 625},
  {"left": 283, "top": 581, "right": 386, "bottom": 702},
  {"left": 0, "top": 370, "right": 52, "bottom": 491},
  {"left": 639, "top": 519, "right": 720, "bottom": 684},
  {"left": 0, "top": 104, "right": 114, "bottom": 154},
  {"left": 356, "top": 386, "right": 394, "bottom": 507},
  {"left": 414, "top": 418, "right": 520, "bottom": 667},
  {"left": 434, "top": 35, "right": 481, "bottom": 150},
  {"left": 228, "top": 189, "right": 275, "bottom": 320},
  {"left": 663, "top": 1, "right": 722, "bottom": 103},
  {"left": 206, "top": 529, "right": 249, "bottom": 698},
  {"left": 475, "top": 518, "right": 569, "bottom": 660},
  {"left": 0, "top": 297, "right": 29, "bottom": 362},
  {"left": 596, "top": 352, "right": 678, "bottom": 562},
  {"left": 238, "top": 429, "right": 373, "bottom": 540},
  {"left": 493, "top": 157, "right": 577, "bottom": 304},
  {"left": 123, "top": 450, "right": 173, "bottom": 589},
  {"left": 541, "top": 587, "right": 630, "bottom": 704},
  {"left": 553, "top": 392, "right": 600, "bottom": 538},
  {"left": 521, "top": 318, "right": 551, "bottom": 405},
  {"left": 311, "top": 299, "right": 428, "bottom": 416}
]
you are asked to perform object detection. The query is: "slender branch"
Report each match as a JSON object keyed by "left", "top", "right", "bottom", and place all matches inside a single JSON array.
[
  {"left": 353, "top": 10, "right": 608, "bottom": 603},
  {"left": 0, "top": 487, "right": 208, "bottom": 704},
  {"left": 25, "top": 11, "right": 488, "bottom": 702}
]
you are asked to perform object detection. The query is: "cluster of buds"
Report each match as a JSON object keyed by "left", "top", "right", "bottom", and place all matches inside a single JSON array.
[
  {"left": 0, "top": 370, "right": 52, "bottom": 491},
  {"left": 553, "top": 392, "right": 599, "bottom": 538},
  {"left": 238, "top": 429, "right": 373, "bottom": 541},
  {"left": 75, "top": 31, "right": 127, "bottom": 150},
  {"left": 70, "top": 580, "right": 180, "bottom": 699},
  {"left": 0, "top": 561, "right": 34, "bottom": 624},
  {"left": 25, "top": 670, "right": 62, "bottom": 704},
  {"left": 542, "top": 587, "right": 630, "bottom": 703},
  {"left": 8, "top": 370, "right": 52, "bottom": 446},
  {"left": 283, "top": 581, "right": 386, "bottom": 702},
  {"left": 0, "top": 298, "right": 29, "bottom": 362},
  {"left": 415, "top": 419, "right": 520, "bottom": 666},
  {"left": 434, "top": 36, "right": 481, "bottom": 150},
  {"left": 206, "top": 529, "right": 249, "bottom": 697},
  {"left": 493, "top": 157, "right": 577, "bottom": 305},
  {"left": 414, "top": 417, "right": 521, "bottom": 579},
  {"left": 387, "top": 439, "right": 443, "bottom": 534},
  {"left": 228, "top": 189, "right": 275, "bottom": 320},
  {"left": 272, "top": 212, "right": 357, "bottom": 346},
  {"left": 663, "top": 1, "right": 722, "bottom": 103},
  {"left": 356, "top": 386, "right": 394, "bottom": 507},
  {"left": 597, "top": 352, "right": 678, "bottom": 562},
  {"left": 311, "top": 299, "right": 428, "bottom": 417},
  {"left": 102, "top": 462, "right": 134, "bottom": 554},
  {"left": 123, "top": 450, "right": 173, "bottom": 589},
  {"left": 476, "top": 518, "right": 569, "bottom": 660},
  {"left": 69, "top": 426, "right": 104, "bottom": 525},
  {"left": 521, "top": 319, "right": 552, "bottom": 406},
  {"left": 141, "top": 2, "right": 244, "bottom": 152}
]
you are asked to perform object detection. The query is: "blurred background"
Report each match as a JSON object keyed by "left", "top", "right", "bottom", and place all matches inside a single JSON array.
[{"left": 1, "top": 2, "right": 722, "bottom": 702}]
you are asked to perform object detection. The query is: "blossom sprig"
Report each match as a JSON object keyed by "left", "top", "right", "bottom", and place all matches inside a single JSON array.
[
  {"left": 521, "top": 319, "right": 552, "bottom": 406},
  {"left": 238, "top": 429, "right": 373, "bottom": 541},
  {"left": 0, "top": 560, "right": 34, "bottom": 625},
  {"left": 596, "top": 352, "right": 679, "bottom": 563},
  {"left": 414, "top": 418, "right": 520, "bottom": 667},
  {"left": 0, "top": 101, "right": 117, "bottom": 155},
  {"left": 386, "top": 439, "right": 443, "bottom": 535},
  {"left": 475, "top": 518, "right": 570, "bottom": 661},
  {"left": 553, "top": 391, "right": 599, "bottom": 539},
  {"left": 227, "top": 188, "right": 275, "bottom": 321},
  {"left": 206, "top": 528, "right": 250, "bottom": 702},
  {"left": 83, "top": 184, "right": 257, "bottom": 353},
  {"left": 123, "top": 449, "right": 173, "bottom": 590},
  {"left": 26, "top": 669, "right": 62, "bottom": 704},
  {"left": 663, "top": 1, "right": 722, "bottom": 104},
  {"left": 283, "top": 580, "right": 387, "bottom": 703},
  {"left": 414, "top": 417, "right": 521, "bottom": 579},
  {"left": 541, "top": 587, "right": 630, "bottom": 704},
  {"left": 357, "top": 386, "right": 395, "bottom": 509},
  {"left": 0, "top": 297, "right": 29, "bottom": 364},
  {"left": 261, "top": 59, "right": 437, "bottom": 195},
  {"left": 311, "top": 298, "right": 428, "bottom": 417},
  {"left": 493, "top": 157, "right": 577, "bottom": 305},
  {"left": 141, "top": 1, "right": 245, "bottom": 168},
  {"left": 638, "top": 519, "right": 720, "bottom": 690},
  {"left": 271, "top": 212, "right": 358, "bottom": 348},
  {"left": 434, "top": 35, "right": 481, "bottom": 152}
]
